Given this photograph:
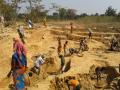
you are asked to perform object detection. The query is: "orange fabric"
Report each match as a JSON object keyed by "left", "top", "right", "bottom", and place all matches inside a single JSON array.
[
  {"left": 69, "top": 80, "right": 79, "bottom": 86},
  {"left": 24, "top": 73, "right": 30, "bottom": 86},
  {"left": 16, "top": 67, "right": 26, "bottom": 74}
]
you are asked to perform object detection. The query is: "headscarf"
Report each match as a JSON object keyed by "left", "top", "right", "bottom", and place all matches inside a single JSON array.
[{"left": 13, "top": 38, "right": 27, "bottom": 57}]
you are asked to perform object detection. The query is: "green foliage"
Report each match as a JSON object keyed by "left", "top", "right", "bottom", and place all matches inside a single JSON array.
[
  {"left": 118, "top": 12, "right": 120, "bottom": 17},
  {"left": 28, "top": 8, "right": 48, "bottom": 22},
  {"left": 52, "top": 12, "right": 59, "bottom": 19},
  {"left": 58, "top": 8, "right": 67, "bottom": 19},
  {"left": 1, "top": 0, "right": 120, "bottom": 23},
  {"left": 25, "top": 0, "right": 48, "bottom": 22},
  {"left": 0, "top": 0, "right": 5, "bottom": 13},
  {"left": 58, "top": 8, "right": 77, "bottom": 20},
  {"left": 0, "top": 0, "right": 15, "bottom": 21},
  {"left": 26, "top": 0, "right": 43, "bottom": 12},
  {"left": 77, "top": 16, "right": 118, "bottom": 24},
  {"left": 105, "top": 6, "right": 117, "bottom": 16},
  {"left": 80, "top": 13, "right": 88, "bottom": 17}
]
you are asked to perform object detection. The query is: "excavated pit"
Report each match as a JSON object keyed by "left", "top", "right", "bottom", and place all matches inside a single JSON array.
[
  {"left": 49, "top": 64, "right": 120, "bottom": 90},
  {"left": 0, "top": 23, "right": 120, "bottom": 90}
]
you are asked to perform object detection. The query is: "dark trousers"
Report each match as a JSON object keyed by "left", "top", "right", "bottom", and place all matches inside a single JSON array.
[
  {"left": 31, "top": 66, "right": 40, "bottom": 75},
  {"left": 19, "top": 34, "right": 25, "bottom": 44},
  {"left": 76, "top": 84, "right": 80, "bottom": 90}
]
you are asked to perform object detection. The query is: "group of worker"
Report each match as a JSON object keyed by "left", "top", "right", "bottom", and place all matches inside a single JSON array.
[
  {"left": 58, "top": 36, "right": 89, "bottom": 55},
  {"left": 7, "top": 16, "right": 47, "bottom": 90},
  {"left": 57, "top": 38, "right": 68, "bottom": 73},
  {"left": 6, "top": 15, "right": 48, "bottom": 90},
  {"left": 1, "top": 13, "right": 120, "bottom": 90},
  {"left": 5, "top": 18, "right": 94, "bottom": 90},
  {"left": 70, "top": 22, "right": 93, "bottom": 39},
  {"left": 57, "top": 38, "right": 69, "bottom": 56},
  {"left": 8, "top": 37, "right": 46, "bottom": 90},
  {"left": 8, "top": 39, "right": 47, "bottom": 89}
]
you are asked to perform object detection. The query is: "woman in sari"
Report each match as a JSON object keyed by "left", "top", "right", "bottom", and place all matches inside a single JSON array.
[
  {"left": 11, "top": 38, "right": 27, "bottom": 90},
  {"left": 11, "top": 52, "right": 27, "bottom": 90}
]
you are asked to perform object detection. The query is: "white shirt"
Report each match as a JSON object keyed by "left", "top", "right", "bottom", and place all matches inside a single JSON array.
[
  {"left": 88, "top": 28, "right": 93, "bottom": 33},
  {"left": 1, "top": 16, "right": 4, "bottom": 23},
  {"left": 28, "top": 20, "right": 32, "bottom": 24},
  {"left": 28, "top": 20, "right": 32, "bottom": 28},
  {"left": 34, "top": 56, "right": 45, "bottom": 68},
  {"left": 19, "top": 26, "right": 24, "bottom": 35}
]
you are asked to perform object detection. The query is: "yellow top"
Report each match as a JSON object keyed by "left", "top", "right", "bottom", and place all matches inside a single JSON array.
[{"left": 68, "top": 79, "right": 79, "bottom": 86}]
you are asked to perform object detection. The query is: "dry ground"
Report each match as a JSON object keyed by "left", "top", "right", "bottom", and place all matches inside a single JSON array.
[{"left": 0, "top": 22, "right": 120, "bottom": 90}]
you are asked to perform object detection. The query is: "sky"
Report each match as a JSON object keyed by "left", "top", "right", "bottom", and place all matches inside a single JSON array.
[
  {"left": 19, "top": 0, "right": 120, "bottom": 15},
  {"left": 41, "top": 0, "right": 120, "bottom": 15}
]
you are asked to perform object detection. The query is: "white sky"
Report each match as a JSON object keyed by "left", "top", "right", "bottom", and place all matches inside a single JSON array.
[
  {"left": 19, "top": 0, "right": 120, "bottom": 14},
  {"left": 42, "top": 0, "right": 120, "bottom": 14}
]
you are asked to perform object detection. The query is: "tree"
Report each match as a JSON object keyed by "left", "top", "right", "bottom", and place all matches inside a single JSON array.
[
  {"left": 3, "top": 0, "right": 26, "bottom": 22},
  {"left": 26, "top": 0, "right": 46, "bottom": 21},
  {"left": 94, "top": 13, "right": 99, "bottom": 16},
  {"left": 58, "top": 8, "right": 67, "bottom": 19},
  {"left": 0, "top": 0, "right": 46, "bottom": 22},
  {"left": 117, "top": 12, "right": 120, "bottom": 17},
  {"left": 0, "top": 0, "right": 6, "bottom": 14},
  {"left": 26, "top": 0, "right": 43, "bottom": 13},
  {"left": 53, "top": 12, "right": 59, "bottom": 19},
  {"left": 116, "top": 12, "right": 120, "bottom": 21},
  {"left": 0, "top": 0, "right": 15, "bottom": 21},
  {"left": 80, "top": 13, "right": 88, "bottom": 17},
  {"left": 105, "top": 6, "right": 117, "bottom": 16},
  {"left": 11, "top": 0, "right": 21, "bottom": 12},
  {"left": 50, "top": 3, "right": 61, "bottom": 12},
  {"left": 67, "top": 9, "right": 76, "bottom": 19}
]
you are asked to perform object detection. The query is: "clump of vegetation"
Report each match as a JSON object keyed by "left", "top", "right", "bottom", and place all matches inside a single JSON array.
[{"left": 0, "top": 1, "right": 120, "bottom": 23}]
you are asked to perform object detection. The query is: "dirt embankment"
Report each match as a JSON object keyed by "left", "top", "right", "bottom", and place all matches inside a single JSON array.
[{"left": 0, "top": 23, "right": 120, "bottom": 90}]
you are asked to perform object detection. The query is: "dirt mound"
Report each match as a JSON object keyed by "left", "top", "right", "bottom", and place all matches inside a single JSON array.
[
  {"left": 50, "top": 64, "right": 120, "bottom": 90},
  {"left": 49, "top": 73, "right": 95, "bottom": 90}
]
